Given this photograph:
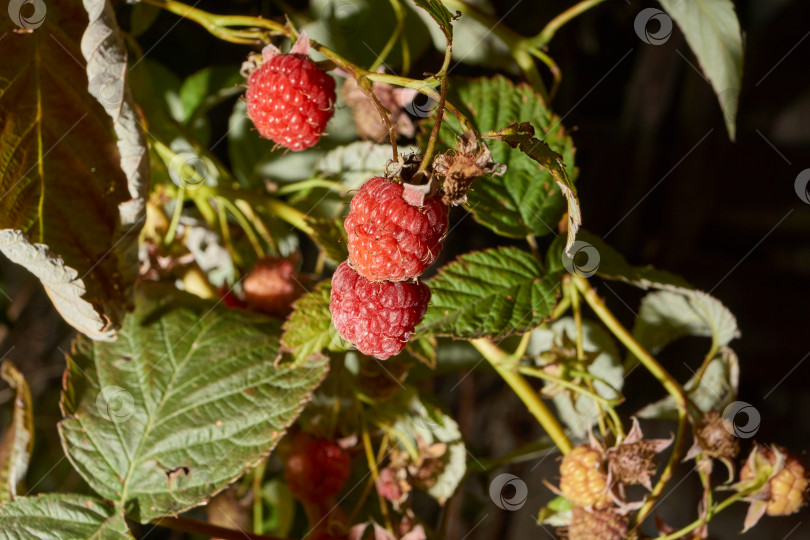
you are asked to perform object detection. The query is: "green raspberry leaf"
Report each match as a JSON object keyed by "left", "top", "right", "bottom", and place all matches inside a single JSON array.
[
  {"left": 0, "top": 494, "right": 131, "bottom": 539},
  {"left": 58, "top": 285, "right": 329, "bottom": 523},
  {"left": 427, "top": 76, "right": 577, "bottom": 239},
  {"left": 282, "top": 280, "right": 351, "bottom": 361},
  {"left": 419, "top": 247, "right": 560, "bottom": 339},
  {"left": 485, "top": 122, "right": 581, "bottom": 254}
]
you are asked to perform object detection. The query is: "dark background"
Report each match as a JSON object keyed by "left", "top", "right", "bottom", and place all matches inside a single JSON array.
[{"left": 1, "top": 0, "right": 808, "bottom": 538}]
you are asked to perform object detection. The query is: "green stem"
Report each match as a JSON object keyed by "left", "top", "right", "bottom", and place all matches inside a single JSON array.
[
  {"left": 417, "top": 75, "right": 449, "bottom": 174},
  {"left": 573, "top": 276, "right": 688, "bottom": 410},
  {"left": 252, "top": 459, "right": 267, "bottom": 534},
  {"left": 472, "top": 338, "right": 572, "bottom": 454},
  {"left": 276, "top": 178, "right": 350, "bottom": 196},
  {"left": 150, "top": 515, "right": 286, "bottom": 540},
  {"left": 573, "top": 275, "right": 692, "bottom": 523},
  {"left": 528, "top": 47, "right": 562, "bottom": 100},
  {"left": 633, "top": 407, "right": 687, "bottom": 527},
  {"left": 217, "top": 196, "right": 265, "bottom": 257},
  {"left": 235, "top": 199, "right": 279, "bottom": 254},
  {"left": 364, "top": 73, "right": 474, "bottom": 133},
  {"left": 264, "top": 198, "right": 314, "bottom": 236},
  {"left": 216, "top": 196, "right": 242, "bottom": 267},
  {"left": 517, "top": 366, "right": 622, "bottom": 408},
  {"left": 369, "top": 0, "right": 405, "bottom": 72},
  {"left": 530, "top": 0, "right": 610, "bottom": 48},
  {"left": 164, "top": 184, "right": 185, "bottom": 246},
  {"left": 443, "top": 0, "right": 549, "bottom": 102},
  {"left": 653, "top": 488, "right": 758, "bottom": 540}
]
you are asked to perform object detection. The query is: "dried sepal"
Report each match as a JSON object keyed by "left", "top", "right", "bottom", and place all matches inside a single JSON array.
[
  {"left": 606, "top": 418, "right": 673, "bottom": 492},
  {"left": 685, "top": 410, "right": 740, "bottom": 483},
  {"left": 433, "top": 131, "right": 506, "bottom": 206}
]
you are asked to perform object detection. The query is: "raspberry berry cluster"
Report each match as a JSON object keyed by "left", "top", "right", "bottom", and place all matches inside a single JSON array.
[{"left": 330, "top": 176, "right": 449, "bottom": 360}]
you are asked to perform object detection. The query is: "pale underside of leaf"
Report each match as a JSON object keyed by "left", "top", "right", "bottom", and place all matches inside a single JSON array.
[
  {"left": 658, "top": 0, "right": 743, "bottom": 140},
  {"left": 58, "top": 286, "right": 329, "bottom": 523},
  {"left": 81, "top": 0, "right": 151, "bottom": 291},
  {"left": 0, "top": 362, "right": 34, "bottom": 502},
  {"left": 0, "top": 231, "right": 114, "bottom": 340},
  {"left": 0, "top": 493, "right": 132, "bottom": 540}
]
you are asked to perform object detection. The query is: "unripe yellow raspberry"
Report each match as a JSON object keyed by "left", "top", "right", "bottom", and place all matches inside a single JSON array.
[
  {"left": 741, "top": 447, "right": 808, "bottom": 516},
  {"left": 560, "top": 445, "right": 611, "bottom": 509}
]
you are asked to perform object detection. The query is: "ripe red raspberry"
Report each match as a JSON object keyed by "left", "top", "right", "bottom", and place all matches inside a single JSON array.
[
  {"left": 329, "top": 262, "right": 430, "bottom": 360},
  {"left": 246, "top": 54, "right": 336, "bottom": 151},
  {"left": 242, "top": 257, "right": 303, "bottom": 318},
  {"left": 344, "top": 177, "right": 449, "bottom": 282},
  {"left": 284, "top": 433, "right": 351, "bottom": 504}
]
